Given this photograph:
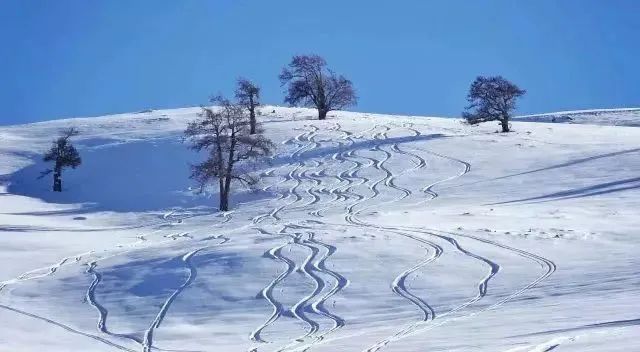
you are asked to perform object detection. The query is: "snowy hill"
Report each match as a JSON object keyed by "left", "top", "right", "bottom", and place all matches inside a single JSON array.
[
  {"left": 515, "top": 108, "right": 640, "bottom": 126},
  {"left": 0, "top": 107, "right": 639, "bottom": 352}
]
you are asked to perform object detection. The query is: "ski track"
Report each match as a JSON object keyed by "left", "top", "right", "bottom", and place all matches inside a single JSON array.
[
  {"left": 253, "top": 126, "right": 318, "bottom": 224},
  {"left": 275, "top": 232, "right": 350, "bottom": 352},
  {"left": 291, "top": 219, "right": 554, "bottom": 352},
  {"left": 1, "top": 119, "right": 560, "bottom": 352},
  {"left": 361, "top": 228, "right": 445, "bottom": 352},
  {"left": 250, "top": 223, "right": 346, "bottom": 351},
  {"left": 250, "top": 239, "right": 297, "bottom": 344},
  {"left": 142, "top": 248, "right": 204, "bottom": 352},
  {"left": 0, "top": 201, "right": 215, "bottom": 295},
  {"left": 0, "top": 250, "right": 94, "bottom": 292},
  {"left": 274, "top": 123, "right": 430, "bottom": 352},
  {"left": 356, "top": 123, "right": 551, "bottom": 351},
  {"left": 86, "top": 262, "right": 143, "bottom": 346},
  {"left": 347, "top": 217, "right": 500, "bottom": 352},
  {"left": 311, "top": 127, "right": 355, "bottom": 210},
  {"left": 277, "top": 235, "right": 322, "bottom": 351},
  {"left": 378, "top": 226, "right": 556, "bottom": 343},
  {"left": 0, "top": 303, "right": 136, "bottom": 352},
  {"left": 0, "top": 151, "right": 234, "bottom": 351},
  {"left": 298, "top": 235, "right": 349, "bottom": 352},
  {"left": 83, "top": 222, "right": 227, "bottom": 351},
  {"left": 281, "top": 121, "right": 555, "bottom": 352},
  {"left": 0, "top": 229, "right": 195, "bottom": 350},
  {"left": 309, "top": 137, "right": 358, "bottom": 217},
  {"left": 86, "top": 236, "right": 227, "bottom": 352},
  {"left": 251, "top": 123, "right": 356, "bottom": 351}
]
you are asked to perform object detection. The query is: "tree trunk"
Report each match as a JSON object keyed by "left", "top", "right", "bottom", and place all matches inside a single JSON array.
[
  {"left": 219, "top": 188, "right": 228, "bottom": 211},
  {"left": 219, "top": 178, "right": 227, "bottom": 211},
  {"left": 219, "top": 193, "right": 228, "bottom": 211},
  {"left": 318, "top": 109, "right": 328, "bottom": 120},
  {"left": 500, "top": 118, "right": 510, "bottom": 133},
  {"left": 219, "top": 172, "right": 233, "bottom": 211},
  {"left": 249, "top": 108, "right": 256, "bottom": 135},
  {"left": 53, "top": 165, "right": 62, "bottom": 192}
]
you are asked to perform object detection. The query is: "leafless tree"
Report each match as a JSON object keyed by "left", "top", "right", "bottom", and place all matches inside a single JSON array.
[
  {"left": 184, "top": 96, "right": 273, "bottom": 211},
  {"left": 279, "top": 54, "right": 357, "bottom": 120},
  {"left": 235, "top": 78, "right": 261, "bottom": 134},
  {"left": 42, "top": 127, "right": 82, "bottom": 192},
  {"left": 463, "top": 75, "right": 526, "bottom": 132}
]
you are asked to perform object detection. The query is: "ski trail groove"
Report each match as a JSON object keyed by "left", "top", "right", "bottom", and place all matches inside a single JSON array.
[
  {"left": 142, "top": 248, "right": 204, "bottom": 352},
  {"left": 250, "top": 240, "right": 297, "bottom": 343},
  {"left": 277, "top": 232, "right": 349, "bottom": 352},
  {"left": 0, "top": 303, "right": 135, "bottom": 351},
  {"left": 365, "top": 235, "right": 443, "bottom": 352},
  {"left": 275, "top": 236, "right": 324, "bottom": 352},
  {"left": 85, "top": 262, "right": 145, "bottom": 346},
  {"left": 298, "top": 235, "right": 350, "bottom": 352}
]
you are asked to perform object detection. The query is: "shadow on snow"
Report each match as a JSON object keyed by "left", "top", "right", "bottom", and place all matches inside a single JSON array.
[
  {"left": 5, "top": 133, "right": 444, "bottom": 214},
  {"left": 6, "top": 137, "right": 272, "bottom": 213},
  {"left": 490, "top": 176, "right": 640, "bottom": 205}
]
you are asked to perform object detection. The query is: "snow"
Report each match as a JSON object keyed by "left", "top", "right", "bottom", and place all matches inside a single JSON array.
[
  {"left": 515, "top": 108, "right": 640, "bottom": 126},
  {"left": 0, "top": 107, "right": 638, "bottom": 352}
]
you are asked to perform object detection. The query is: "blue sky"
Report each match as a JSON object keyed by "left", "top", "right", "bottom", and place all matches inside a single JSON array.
[{"left": 1, "top": 1, "right": 639, "bottom": 124}]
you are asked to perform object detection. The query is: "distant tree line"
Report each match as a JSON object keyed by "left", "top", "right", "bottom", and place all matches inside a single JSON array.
[{"left": 41, "top": 54, "right": 526, "bottom": 212}]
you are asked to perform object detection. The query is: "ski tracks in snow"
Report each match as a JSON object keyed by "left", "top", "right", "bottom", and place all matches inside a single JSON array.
[
  {"left": 2, "top": 119, "right": 559, "bottom": 352},
  {"left": 141, "top": 248, "right": 203, "bottom": 352},
  {"left": 283, "top": 121, "right": 556, "bottom": 352},
  {"left": 0, "top": 204, "right": 231, "bottom": 352},
  {"left": 86, "top": 234, "right": 230, "bottom": 352},
  {"left": 250, "top": 225, "right": 349, "bottom": 352}
]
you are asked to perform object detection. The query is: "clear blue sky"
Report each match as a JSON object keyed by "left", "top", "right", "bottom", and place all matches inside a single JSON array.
[{"left": 1, "top": 1, "right": 639, "bottom": 124}]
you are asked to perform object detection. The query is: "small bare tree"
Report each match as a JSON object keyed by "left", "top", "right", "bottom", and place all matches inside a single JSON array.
[
  {"left": 463, "top": 76, "right": 526, "bottom": 132},
  {"left": 235, "top": 78, "right": 261, "bottom": 134},
  {"left": 279, "top": 54, "right": 357, "bottom": 120},
  {"left": 184, "top": 96, "right": 273, "bottom": 211},
  {"left": 42, "top": 128, "right": 82, "bottom": 192}
]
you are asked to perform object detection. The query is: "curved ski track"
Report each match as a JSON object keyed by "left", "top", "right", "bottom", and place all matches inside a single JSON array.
[
  {"left": 1, "top": 207, "right": 228, "bottom": 352},
  {"left": 250, "top": 227, "right": 350, "bottom": 352},
  {"left": 142, "top": 248, "right": 205, "bottom": 352},
  {"left": 1, "top": 119, "right": 557, "bottom": 352},
  {"left": 269, "top": 121, "right": 557, "bottom": 352}
]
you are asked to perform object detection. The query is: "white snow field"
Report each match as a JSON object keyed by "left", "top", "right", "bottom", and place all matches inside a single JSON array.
[
  {"left": 0, "top": 107, "right": 638, "bottom": 352},
  {"left": 515, "top": 108, "right": 640, "bottom": 127}
]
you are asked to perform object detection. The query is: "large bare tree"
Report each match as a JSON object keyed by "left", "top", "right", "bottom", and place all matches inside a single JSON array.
[
  {"left": 279, "top": 54, "right": 357, "bottom": 120},
  {"left": 42, "top": 127, "right": 82, "bottom": 192},
  {"left": 462, "top": 75, "right": 526, "bottom": 133},
  {"left": 184, "top": 96, "right": 273, "bottom": 211},
  {"left": 235, "top": 78, "right": 261, "bottom": 134}
]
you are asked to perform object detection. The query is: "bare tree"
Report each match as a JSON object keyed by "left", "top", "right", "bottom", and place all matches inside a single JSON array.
[
  {"left": 184, "top": 96, "right": 273, "bottom": 211},
  {"left": 279, "top": 54, "right": 357, "bottom": 120},
  {"left": 463, "top": 76, "right": 526, "bottom": 132},
  {"left": 42, "top": 128, "right": 82, "bottom": 192},
  {"left": 235, "top": 78, "right": 261, "bottom": 134}
]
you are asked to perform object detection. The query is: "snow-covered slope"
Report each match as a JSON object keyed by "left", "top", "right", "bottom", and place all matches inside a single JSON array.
[
  {"left": 515, "top": 108, "right": 640, "bottom": 126},
  {"left": 0, "top": 107, "right": 638, "bottom": 352}
]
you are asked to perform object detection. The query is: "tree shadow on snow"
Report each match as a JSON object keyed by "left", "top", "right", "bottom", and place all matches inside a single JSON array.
[
  {"left": 6, "top": 137, "right": 272, "bottom": 214},
  {"left": 445, "top": 147, "right": 640, "bottom": 191},
  {"left": 489, "top": 176, "right": 640, "bottom": 205},
  {"left": 6, "top": 133, "right": 445, "bottom": 214},
  {"left": 490, "top": 148, "right": 640, "bottom": 181}
]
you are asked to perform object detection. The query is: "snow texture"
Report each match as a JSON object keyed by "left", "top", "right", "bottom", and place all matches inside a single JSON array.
[{"left": 0, "top": 106, "right": 638, "bottom": 352}]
